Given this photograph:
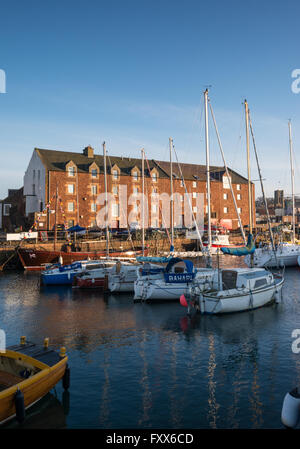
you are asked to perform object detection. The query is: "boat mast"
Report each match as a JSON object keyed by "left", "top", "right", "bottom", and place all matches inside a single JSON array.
[
  {"left": 141, "top": 148, "right": 145, "bottom": 256},
  {"left": 244, "top": 100, "right": 253, "bottom": 234},
  {"left": 169, "top": 137, "right": 174, "bottom": 249},
  {"left": 103, "top": 141, "right": 109, "bottom": 258},
  {"left": 204, "top": 89, "right": 212, "bottom": 255},
  {"left": 54, "top": 184, "right": 58, "bottom": 251},
  {"left": 288, "top": 120, "right": 296, "bottom": 244}
]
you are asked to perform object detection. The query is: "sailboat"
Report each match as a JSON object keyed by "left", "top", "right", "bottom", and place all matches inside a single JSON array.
[
  {"left": 245, "top": 120, "right": 300, "bottom": 268},
  {"left": 186, "top": 97, "right": 284, "bottom": 314}
]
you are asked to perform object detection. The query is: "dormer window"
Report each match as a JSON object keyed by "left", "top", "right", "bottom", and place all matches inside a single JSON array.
[
  {"left": 133, "top": 171, "right": 138, "bottom": 181},
  {"left": 91, "top": 168, "right": 98, "bottom": 178},
  {"left": 68, "top": 166, "right": 75, "bottom": 177},
  {"left": 112, "top": 170, "right": 119, "bottom": 180}
]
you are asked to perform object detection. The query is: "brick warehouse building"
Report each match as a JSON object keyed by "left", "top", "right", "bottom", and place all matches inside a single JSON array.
[{"left": 23, "top": 145, "right": 255, "bottom": 232}]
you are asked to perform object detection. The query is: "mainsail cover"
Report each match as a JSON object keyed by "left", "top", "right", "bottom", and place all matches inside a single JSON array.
[{"left": 221, "top": 233, "right": 255, "bottom": 256}]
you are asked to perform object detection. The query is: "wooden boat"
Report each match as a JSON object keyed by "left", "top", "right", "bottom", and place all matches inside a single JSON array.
[
  {"left": 17, "top": 247, "right": 144, "bottom": 271},
  {"left": 0, "top": 337, "right": 69, "bottom": 425}
]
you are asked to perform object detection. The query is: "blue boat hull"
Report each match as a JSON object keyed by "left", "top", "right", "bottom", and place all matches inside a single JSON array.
[{"left": 41, "top": 272, "right": 77, "bottom": 285}]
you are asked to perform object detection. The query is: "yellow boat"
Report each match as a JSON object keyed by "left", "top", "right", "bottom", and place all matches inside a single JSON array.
[{"left": 0, "top": 337, "right": 69, "bottom": 425}]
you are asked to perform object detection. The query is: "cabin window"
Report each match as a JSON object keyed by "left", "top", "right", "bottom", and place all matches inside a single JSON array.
[{"left": 254, "top": 279, "right": 267, "bottom": 288}]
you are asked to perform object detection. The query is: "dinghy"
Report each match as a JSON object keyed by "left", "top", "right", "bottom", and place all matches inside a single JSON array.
[{"left": 0, "top": 337, "right": 69, "bottom": 425}]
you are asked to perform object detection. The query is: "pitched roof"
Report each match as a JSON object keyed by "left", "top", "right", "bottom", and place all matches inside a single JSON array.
[{"left": 35, "top": 147, "right": 249, "bottom": 184}]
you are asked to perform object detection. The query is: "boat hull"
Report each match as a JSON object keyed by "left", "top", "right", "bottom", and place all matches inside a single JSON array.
[
  {"left": 200, "top": 279, "right": 284, "bottom": 314},
  {"left": 75, "top": 277, "right": 106, "bottom": 288},
  {"left": 18, "top": 248, "right": 143, "bottom": 271},
  {"left": 0, "top": 349, "right": 67, "bottom": 425}
]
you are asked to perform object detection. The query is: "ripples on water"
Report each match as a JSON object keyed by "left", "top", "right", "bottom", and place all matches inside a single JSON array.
[{"left": 1, "top": 256, "right": 300, "bottom": 429}]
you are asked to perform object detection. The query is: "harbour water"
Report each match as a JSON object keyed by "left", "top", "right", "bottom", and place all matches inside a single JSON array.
[{"left": 1, "top": 256, "right": 300, "bottom": 429}]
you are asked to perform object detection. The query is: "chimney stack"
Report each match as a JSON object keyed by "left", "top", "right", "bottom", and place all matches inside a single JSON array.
[{"left": 83, "top": 146, "right": 94, "bottom": 158}]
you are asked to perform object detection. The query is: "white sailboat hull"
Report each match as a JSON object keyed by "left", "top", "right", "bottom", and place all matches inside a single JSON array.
[
  {"left": 245, "top": 245, "right": 300, "bottom": 268},
  {"left": 199, "top": 279, "right": 283, "bottom": 314}
]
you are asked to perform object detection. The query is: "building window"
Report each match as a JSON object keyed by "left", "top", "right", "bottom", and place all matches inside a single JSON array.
[
  {"left": 152, "top": 204, "right": 158, "bottom": 213},
  {"left": 113, "top": 185, "right": 118, "bottom": 195},
  {"left": 68, "top": 166, "right": 75, "bottom": 177},
  {"left": 68, "top": 184, "right": 74, "bottom": 194},
  {"left": 152, "top": 172, "right": 158, "bottom": 182},
  {"left": 91, "top": 203, "right": 97, "bottom": 212},
  {"left": 193, "top": 206, "right": 197, "bottom": 213},
  {"left": 224, "top": 207, "right": 228, "bottom": 214},
  {"left": 91, "top": 185, "right": 97, "bottom": 195},
  {"left": 192, "top": 192, "right": 197, "bottom": 199},
  {"left": 68, "top": 202, "right": 75, "bottom": 212},
  {"left": 112, "top": 203, "right": 119, "bottom": 217},
  {"left": 180, "top": 180, "right": 184, "bottom": 187},
  {"left": 237, "top": 194, "right": 241, "bottom": 200},
  {"left": 91, "top": 168, "right": 98, "bottom": 178},
  {"left": 3, "top": 204, "right": 11, "bottom": 216},
  {"left": 193, "top": 181, "right": 197, "bottom": 188},
  {"left": 132, "top": 171, "right": 138, "bottom": 181},
  {"left": 237, "top": 207, "right": 242, "bottom": 213},
  {"left": 223, "top": 175, "right": 231, "bottom": 189},
  {"left": 237, "top": 184, "right": 241, "bottom": 191},
  {"left": 112, "top": 169, "right": 119, "bottom": 180},
  {"left": 68, "top": 219, "right": 74, "bottom": 228},
  {"left": 223, "top": 193, "right": 228, "bottom": 200},
  {"left": 133, "top": 187, "right": 138, "bottom": 195}
]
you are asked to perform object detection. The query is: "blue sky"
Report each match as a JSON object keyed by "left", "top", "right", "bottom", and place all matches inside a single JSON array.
[{"left": 0, "top": 0, "right": 300, "bottom": 198}]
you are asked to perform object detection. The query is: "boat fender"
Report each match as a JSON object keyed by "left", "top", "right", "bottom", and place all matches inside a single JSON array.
[
  {"left": 281, "top": 387, "right": 300, "bottom": 428},
  {"left": 63, "top": 364, "right": 70, "bottom": 390},
  {"left": 15, "top": 388, "right": 25, "bottom": 424}
]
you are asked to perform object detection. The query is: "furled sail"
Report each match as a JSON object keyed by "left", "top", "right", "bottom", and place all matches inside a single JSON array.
[{"left": 221, "top": 233, "right": 255, "bottom": 256}]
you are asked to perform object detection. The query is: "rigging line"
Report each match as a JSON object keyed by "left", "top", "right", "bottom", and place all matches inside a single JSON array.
[
  {"left": 248, "top": 111, "right": 278, "bottom": 267},
  {"left": 106, "top": 152, "right": 136, "bottom": 253},
  {"left": 172, "top": 144, "right": 206, "bottom": 256},
  {"left": 208, "top": 100, "right": 247, "bottom": 245},
  {"left": 143, "top": 151, "right": 172, "bottom": 246}
]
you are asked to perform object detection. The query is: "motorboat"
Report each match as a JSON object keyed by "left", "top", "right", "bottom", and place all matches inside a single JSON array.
[
  {"left": 108, "top": 261, "right": 140, "bottom": 293},
  {"left": 0, "top": 337, "right": 69, "bottom": 425},
  {"left": 189, "top": 267, "right": 284, "bottom": 314},
  {"left": 73, "top": 260, "right": 117, "bottom": 288},
  {"left": 134, "top": 257, "right": 215, "bottom": 302},
  {"left": 41, "top": 259, "right": 111, "bottom": 285}
]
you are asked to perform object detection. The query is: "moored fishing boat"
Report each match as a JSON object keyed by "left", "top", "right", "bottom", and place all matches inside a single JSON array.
[{"left": 0, "top": 337, "right": 69, "bottom": 425}]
